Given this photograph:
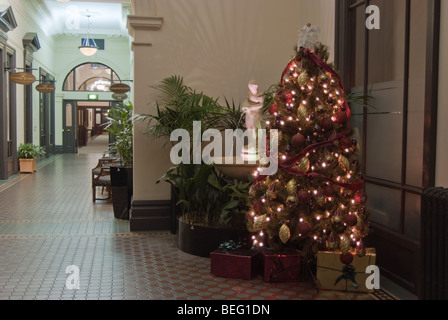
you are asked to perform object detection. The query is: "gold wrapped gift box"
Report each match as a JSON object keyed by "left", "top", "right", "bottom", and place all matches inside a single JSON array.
[{"left": 316, "top": 248, "right": 376, "bottom": 293}]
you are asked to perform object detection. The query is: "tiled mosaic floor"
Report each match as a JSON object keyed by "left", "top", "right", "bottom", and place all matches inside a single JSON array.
[{"left": 0, "top": 147, "right": 400, "bottom": 301}]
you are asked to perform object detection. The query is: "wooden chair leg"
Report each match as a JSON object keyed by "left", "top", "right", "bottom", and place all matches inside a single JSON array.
[{"left": 93, "top": 186, "right": 96, "bottom": 203}]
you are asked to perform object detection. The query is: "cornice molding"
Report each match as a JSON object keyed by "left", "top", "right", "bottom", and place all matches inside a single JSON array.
[
  {"left": 127, "top": 15, "right": 163, "bottom": 33},
  {"left": 0, "top": 5, "right": 18, "bottom": 34},
  {"left": 23, "top": 32, "right": 41, "bottom": 54},
  {"left": 127, "top": 15, "right": 163, "bottom": 50}
]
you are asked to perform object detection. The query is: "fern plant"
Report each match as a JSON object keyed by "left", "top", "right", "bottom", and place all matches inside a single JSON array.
[
  {"left": 137, "top": 75, "right": 224, "bottom": 143},
  {"left": 17, "top": 143, "right": 45, "bottom": 159}
]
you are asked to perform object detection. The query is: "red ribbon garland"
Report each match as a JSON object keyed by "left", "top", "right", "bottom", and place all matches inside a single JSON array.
[{"left": 282, "top": 166, "right": 364, "bottom": 191}]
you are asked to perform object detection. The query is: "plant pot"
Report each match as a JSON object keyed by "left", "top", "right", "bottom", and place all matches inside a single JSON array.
[
  {"left": 110, "top": 166, "right": 133, "bottom": 220},
  {"left": 177, "top": 218, "right": 248, "bottom": 258},
  {"left": 19, "top": 159, "right": 36, "bottom": 173}
]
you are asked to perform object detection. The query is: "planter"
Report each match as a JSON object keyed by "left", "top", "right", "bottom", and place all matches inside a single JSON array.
[
  {"left": 214, "top": 157, "right": 259, "bottom": 182},
  {"left": 110, "top": 166, "right": 133, "bottom": 220},
  {"left": 177, "top": 218, "right": 248, "bottom": 258},
  {"left": 19, "top": 159, "right": 36, "bottom": 173}
]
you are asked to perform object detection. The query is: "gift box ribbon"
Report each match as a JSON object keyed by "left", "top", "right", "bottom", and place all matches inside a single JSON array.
[{"left": 266, "top": 253, "right": 300, "bottom": 281}]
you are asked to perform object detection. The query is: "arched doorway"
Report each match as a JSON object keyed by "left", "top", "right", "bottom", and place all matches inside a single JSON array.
[
  {"left": 61, "top": 63, "right": 128, "bottom": 154},
  {"left": 62, "top": 63, "right": 121, "bottom": 92}
]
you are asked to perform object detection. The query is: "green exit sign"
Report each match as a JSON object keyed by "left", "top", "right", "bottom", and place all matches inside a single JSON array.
[{"left": 88, "top": 94, "right": 98, "bottom": 100}]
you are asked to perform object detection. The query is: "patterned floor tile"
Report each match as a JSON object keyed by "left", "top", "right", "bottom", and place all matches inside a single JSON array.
[{"left": 0, "top": 147, "right": 397, "bottom": 301}]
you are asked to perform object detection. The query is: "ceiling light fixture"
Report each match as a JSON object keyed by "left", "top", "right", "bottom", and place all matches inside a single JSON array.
[{"left": 79, "top": 14, "right": 98, "bottom": 56}]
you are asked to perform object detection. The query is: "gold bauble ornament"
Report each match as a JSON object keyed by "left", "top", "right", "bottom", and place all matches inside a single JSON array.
[
  {"left": 298, "top": 72, "right": 310, "bottom": 87},
  {"left": 286, "top": 179, "right": 298, "bottom": 195},
  {"left": 279, "top": 223, "right": 291, "bottom": 244},
  {"left": 297, "top": 104, "right": 308, "bottom": 121},
  {"left": 332, "top": 209, "right": 343, "bottom": 224},
  {"left": 253, "top": 214, "right": 267, "bottom": 231},
  {"left": 319, "top": 73, "right": 330, "bottom": 83},
  {"left": 295, "top": 157, "right": 310, "bottom": 174},
  {"left": 340, "top": 235, "right": 351, "bottom": 255},
  {"left": 338, "top": 155, "right": 350, "bottom": 172}
]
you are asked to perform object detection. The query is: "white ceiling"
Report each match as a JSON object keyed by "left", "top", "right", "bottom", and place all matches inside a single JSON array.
[{"left": 42, "top": 0, "right": 132, "bottom": 37}]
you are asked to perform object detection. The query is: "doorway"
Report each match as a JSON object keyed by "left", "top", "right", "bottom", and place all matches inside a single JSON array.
[{"left": 63, "top": 100, "right": 119, "bottom": 154}]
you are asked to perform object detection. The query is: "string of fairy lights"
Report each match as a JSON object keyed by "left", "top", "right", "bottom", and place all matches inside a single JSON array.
[{"left": 247, "top": 47, "right": 369, "bottom": 260}]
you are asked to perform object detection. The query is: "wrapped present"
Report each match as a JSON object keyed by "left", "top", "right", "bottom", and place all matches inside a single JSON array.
[
  {"left": 261, "top": 248, "right": 301, "bottom": 283},
  {"left": 316, "top": 248, "right": 376, "bottom": 293},
  {"left": 210, "top": 244, "right": 261, "bottom": 280}
]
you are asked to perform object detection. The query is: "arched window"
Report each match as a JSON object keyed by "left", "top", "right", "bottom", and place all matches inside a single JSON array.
[{"left": 63, "top": 63, "right": 120, "bottom": 92}]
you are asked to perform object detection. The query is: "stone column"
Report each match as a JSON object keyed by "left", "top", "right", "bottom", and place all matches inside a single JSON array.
[{"left": 127, "top": 0, "right": 171, "bottom": 231}]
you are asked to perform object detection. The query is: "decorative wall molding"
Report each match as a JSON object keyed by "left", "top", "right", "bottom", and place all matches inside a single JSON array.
[
  {"left": 127, "top": 15, "right": 163, "bottom": 50},
  {"left": 23, "top": 32, "right": 41, "bottom": 54},
  {"left": 0, "top": 6, "right": 18, "bottom": 34},
  {"left": 127, "top": 15, "right": 163, "bottom": 32}
]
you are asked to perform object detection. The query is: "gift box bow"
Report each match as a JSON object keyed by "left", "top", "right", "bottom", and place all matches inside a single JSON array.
[
  {"left": 318, "top": 265, "right": 360, "bottom": 289},
  {"left": 219, "top": 240, "right": 242, "bottom": 253}
]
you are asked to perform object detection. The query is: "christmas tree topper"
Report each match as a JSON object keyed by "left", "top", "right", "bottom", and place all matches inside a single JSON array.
[{"left": 297, "top": 23, "right": 320, "bottom": 51}]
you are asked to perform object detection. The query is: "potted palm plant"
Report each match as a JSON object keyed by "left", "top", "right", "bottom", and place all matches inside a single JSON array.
[
  {"left": 17, "top": 143, "right": 46, "bottom": 173},
  {"left": 136, "top": 75, "right": 252, "bottom": 257},
  {"left": 104, "top": 101, "right": 134, "bottom": 220}
]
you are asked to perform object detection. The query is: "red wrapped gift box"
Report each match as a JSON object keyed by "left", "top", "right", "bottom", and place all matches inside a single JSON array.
[
  {"left": 261, "top": 248, "right": 301, "bottom": 283},
  {"left": 210, "top": 248, "right": 261, "bottom": 280}
]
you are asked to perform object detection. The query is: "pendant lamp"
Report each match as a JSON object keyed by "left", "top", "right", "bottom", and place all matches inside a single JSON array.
[{"left": 79, "top": 14, "right": 98, "bottom": 56}]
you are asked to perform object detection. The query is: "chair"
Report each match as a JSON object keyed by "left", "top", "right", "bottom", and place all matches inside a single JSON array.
[{"left": 92, "top": 155, "right": 116, "bottom": 203}]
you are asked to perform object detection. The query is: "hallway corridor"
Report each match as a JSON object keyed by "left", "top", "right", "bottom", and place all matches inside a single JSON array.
[{"left": 0, "top": 153, "right": 401, "bottom": 300}]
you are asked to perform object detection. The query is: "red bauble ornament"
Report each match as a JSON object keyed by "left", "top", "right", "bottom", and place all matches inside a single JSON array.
[
  {"left": 354, "top": 191, "right": 367, "bottom": 204},
  {"left": 340, "top": 136, "right": 353, "bottom": 149},
  {"left": 356, "top": 240, "right": 366, "bottom": 256},
  {"left": 297, "top": 190, "right": 311, "bottom": 204},
  {"left": 323, "top": 184, "right": 335, "bottom": 197},
  {"left": 253, "top": 200, "right": 263, "bottom": 213},
  {"left": 333, "top": 111, "right": 348, "bottom": 125},
  {"left": 344, "top": 213, "right": 358, "bottom": 227},
  {"left": 297, "top": 221, "right": 312, "bottom": 238},
  {"left": 292, "top": 133, "right": 306, "bottom": 148},
  {"left": 340, "top": 252, "right": 354, "bottom": 265},
  {"left": 279, "top": 90, "right": 293, "bottom": 103},
  {"left": 320, "top": 117, "right": 334, "bottom": 131},
  {"left": 268, "top": 102, "right": 278, "bottom": 115}
]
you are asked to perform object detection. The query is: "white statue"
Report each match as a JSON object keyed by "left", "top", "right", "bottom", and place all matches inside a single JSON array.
[
  {"left": 241, "top": 80, "right": 264, "bottom": 162},
  {"left": 242, "top": 80, "right": 264, "bottom": 131}
]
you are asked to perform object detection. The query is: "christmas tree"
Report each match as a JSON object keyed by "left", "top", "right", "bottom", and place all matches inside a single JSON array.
[{"left": 247, "top": 25, "right": 370, "bottom": 262}]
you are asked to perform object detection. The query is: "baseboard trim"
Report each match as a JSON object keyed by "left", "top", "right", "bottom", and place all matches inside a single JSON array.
[
  {"left": 129, "top": 200, "right": 171, "bottom": 231},
  {"left": 55, "top": 146, "right": 64, "bottom": 154}
]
